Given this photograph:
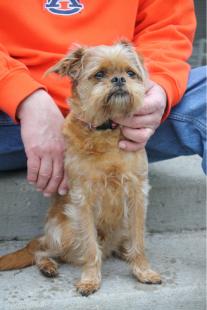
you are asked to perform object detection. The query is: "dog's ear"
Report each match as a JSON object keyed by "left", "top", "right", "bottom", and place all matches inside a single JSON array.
[
  {"left": 46, "top": 47, "right": 85, "bottom": 80},
  {"left": 116, "top": 39, "right": 137, "bottom": 55},
  {"left": 116, "top": 39, "right": 147, "bottom": 80},
  {"left": 118, "top": 39, "right": 133, "bottom": 49}
]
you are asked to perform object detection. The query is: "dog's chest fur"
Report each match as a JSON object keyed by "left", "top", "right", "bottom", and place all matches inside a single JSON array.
[{"left": 62, "top": 114, "right": 148, "bottom": 233}]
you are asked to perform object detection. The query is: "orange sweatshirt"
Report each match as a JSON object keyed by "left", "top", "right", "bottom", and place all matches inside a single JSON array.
[{"left": 0, "top": 0, "right": 196, "bottom": 121}]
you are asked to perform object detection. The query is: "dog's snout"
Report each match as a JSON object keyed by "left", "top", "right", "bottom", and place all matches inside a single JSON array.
[{"left": 111, "top": 76, "right": 126, "bottom": 86}]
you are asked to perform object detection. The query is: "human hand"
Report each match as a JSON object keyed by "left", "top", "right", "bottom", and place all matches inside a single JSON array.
[
  {"left": 114, "top": 80, "right": 167, "bottom": 151},
  {"left": 17, "top": 90, "right": 68, "bottom": 197}
]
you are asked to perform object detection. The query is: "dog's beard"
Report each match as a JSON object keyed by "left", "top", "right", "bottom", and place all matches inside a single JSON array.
[
  {"left": 77, "top": 82, "right": 145, "bottom": 126},
  {"left": 106, "top": 87, "right": 135, "bottom": 113},
  {"left": 107, "top": 87, "right": 130, "bottom": 103}
]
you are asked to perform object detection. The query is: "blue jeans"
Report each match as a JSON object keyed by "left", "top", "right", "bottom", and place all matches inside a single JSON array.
[{"left": 0, "top": 67, "right": 206, "bottom": 173}]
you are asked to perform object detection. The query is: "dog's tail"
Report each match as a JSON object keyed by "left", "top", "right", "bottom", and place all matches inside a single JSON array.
[{"left": 0, "top": 239, "right": 40, "bottom": 270}]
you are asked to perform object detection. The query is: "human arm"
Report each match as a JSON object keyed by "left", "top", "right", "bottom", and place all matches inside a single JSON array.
[
  {"left": 115, "top": 0, "right": 196, "bottom": 151},
  {"left": 0, "top": 44, "right": 45, "bottom": 121},
  {"left": 115, "top": 80, "right": 167, "bottom": 151},
  {"left": 0, "top": 46, "right": 68, "bottom": 196},
  {"left": 17, "top": 90, "right": 68, "bottom": 197}
]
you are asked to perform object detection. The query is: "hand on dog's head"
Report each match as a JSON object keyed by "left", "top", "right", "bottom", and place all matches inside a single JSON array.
[{"left": 48, "top": 41, "right": 146, "bottom": 127}]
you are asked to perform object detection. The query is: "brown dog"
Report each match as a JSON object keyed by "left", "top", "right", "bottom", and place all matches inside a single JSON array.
[{"left": 0, "top": 41, "right": 161, "bottom": 296}]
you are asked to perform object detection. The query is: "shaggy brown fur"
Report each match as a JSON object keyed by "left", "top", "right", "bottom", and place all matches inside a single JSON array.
[{"left": 0, "top": 41, "right": 161, "bottom": 296}]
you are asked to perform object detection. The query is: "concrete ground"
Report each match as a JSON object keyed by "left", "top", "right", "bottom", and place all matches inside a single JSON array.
[
  {"left": 0, "top": 155, "right": 206, "bottom": 309},
  {"left": 0, "top": 231, "right": 205, "bottom": 310}
]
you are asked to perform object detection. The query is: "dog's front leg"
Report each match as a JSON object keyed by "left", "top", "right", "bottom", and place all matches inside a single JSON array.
[
  {"left": 68, "top": 196, "right": 102, "bottom": 296},
  {"left": 75, "top": 209, "right": 102, "bottom": 295},
  {"left": 125, "top": 180, "right": 162, "bottom": 284}
]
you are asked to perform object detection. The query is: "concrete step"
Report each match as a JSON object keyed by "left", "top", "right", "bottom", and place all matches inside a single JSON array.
[
  {"left": 0, "top": 231, "right": 205, "bottom": 310},
  {"left": 0, "top": 155, "right": 205, "bottom": 240},
  {"left": 147, "top": 155, "right": 206, "bottom": 233}
]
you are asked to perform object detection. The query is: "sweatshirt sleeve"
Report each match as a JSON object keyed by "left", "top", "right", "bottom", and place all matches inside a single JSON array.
[
  {"left": 133, "top": 0, "right": 196, "bottom": 120},
  {"left": 0, "top": 44, "right": 46, "bottom": 122}
]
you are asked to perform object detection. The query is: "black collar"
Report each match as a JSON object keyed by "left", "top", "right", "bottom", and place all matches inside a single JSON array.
[
  {"left": 95, "top": 119, "right": 117, "bottom": 131},
  {"left": 75, "top": 116, "right": 118, "bottom": 131}
]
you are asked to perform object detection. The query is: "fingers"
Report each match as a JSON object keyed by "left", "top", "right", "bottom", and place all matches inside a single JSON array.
[
  {"left": 114, "top": 101, "right": 164, "bottom": 128},
  {"left": 114, "top": 81, "right": 167, "bottom": 128},
  {"left": 119, "top": 127, "right": 154, "bottom": 152},
  {"left": 113, "top": 97, "right": 157, "bottom": 127},
  {"left": 113, "top": 80, "right": 167, "bottom": 152},
  {"left": 115, "top": 113, "right": 161, "bottom": 129},
  {"left": 119, "top": 140, "right": 146, "bottom": 152},
  {"left": 43, "top": 160, "right": 68, "bottom": 197},
  {"left": 58, "top": 171, "right": 68, "bottom": 196},
  {"left": 27, "top": 155, "right": 41, "bottom": 184},
  {"left": 136, "top": 92, "right": 166, "bottom": 116},
  {"left": 121, "top": 127, "right": 154, "bottom": 143},
  {"left": 27, "top": 153, "right": 68, "bottom": 197},
  {"left": 36, "top": 157, "right": 53, "bottom": 191}
]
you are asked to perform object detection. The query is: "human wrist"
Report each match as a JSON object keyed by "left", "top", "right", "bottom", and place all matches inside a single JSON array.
[{"left": 16, "top": 89, "right": 54, "bottom": 120}]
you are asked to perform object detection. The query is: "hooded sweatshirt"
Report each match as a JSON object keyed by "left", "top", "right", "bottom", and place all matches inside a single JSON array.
[{"left": 0, "top": 0, "right": 196, "bottom": 121}]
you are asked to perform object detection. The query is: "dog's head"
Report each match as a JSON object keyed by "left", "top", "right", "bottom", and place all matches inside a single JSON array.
[{"left": 49, "top": 41, "right": 146, "bottom": 126}]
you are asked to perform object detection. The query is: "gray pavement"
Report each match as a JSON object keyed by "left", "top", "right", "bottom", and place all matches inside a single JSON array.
[{"left": 0, "top": 231, "right": 206, "bottom": 310}]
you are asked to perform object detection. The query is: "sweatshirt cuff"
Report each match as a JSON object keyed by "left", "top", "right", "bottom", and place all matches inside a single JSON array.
[
  {"left": 0, "top": 69, "right": 46, "bottom": 122},
  {"left": 148, "top": 73, "right": 180, "bottom": 122}
]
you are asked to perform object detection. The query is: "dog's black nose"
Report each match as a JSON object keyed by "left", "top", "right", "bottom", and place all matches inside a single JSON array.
[{"left": 111, "top": 76, "right": 126, "bottom": 86}]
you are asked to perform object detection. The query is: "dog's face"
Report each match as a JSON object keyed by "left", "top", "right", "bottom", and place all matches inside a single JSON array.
[{"left": 50, "top": 41, "right": 146, "bottom": 126}]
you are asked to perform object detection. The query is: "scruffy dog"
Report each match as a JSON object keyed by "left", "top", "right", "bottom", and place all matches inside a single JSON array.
[{"left": 0, "top": 41, "right": 161, "bottom": 296}]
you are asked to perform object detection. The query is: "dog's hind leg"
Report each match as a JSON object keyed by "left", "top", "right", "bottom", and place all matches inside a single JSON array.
[
  {"left": 35, "top": 237, "right": 59, "bottom": 278},
  {"left": 35, "top": 251, "right": 58, "bottom": 278}
]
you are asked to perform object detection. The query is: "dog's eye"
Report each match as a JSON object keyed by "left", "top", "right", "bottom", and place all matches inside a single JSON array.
[
  {"left": 95, "top": 71, "right": 105, "bottom": 79},
  {"left": 127, "top": 70, "right": 136, "bottom": 78}
]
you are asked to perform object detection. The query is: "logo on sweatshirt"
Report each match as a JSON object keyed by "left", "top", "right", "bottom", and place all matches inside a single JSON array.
[{"left": 44, "top": 0, "right": 84, "bottom": 15}]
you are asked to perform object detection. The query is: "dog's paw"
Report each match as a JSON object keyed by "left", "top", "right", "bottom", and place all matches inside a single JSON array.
[
  {"left": 39, "top": 260, "right": 58, "bottom": 278},
  {"left": 75, "top": 281, "right": 100, "bottom": 296},
  {"left": 133, "top": 268, "right": 162, "bottom": 284}
]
